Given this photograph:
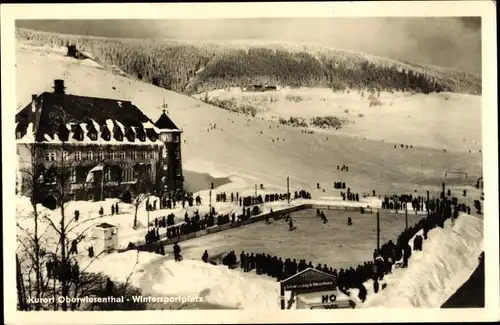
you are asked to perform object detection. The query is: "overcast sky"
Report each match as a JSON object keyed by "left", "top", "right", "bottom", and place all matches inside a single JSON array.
[{"left": 17, "top": 17, "right": 481, "bottom": 75}]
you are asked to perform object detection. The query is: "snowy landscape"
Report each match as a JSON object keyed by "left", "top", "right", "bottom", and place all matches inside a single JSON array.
[{"left": 13, "top": 17, "right": 486, "bottom": 313}]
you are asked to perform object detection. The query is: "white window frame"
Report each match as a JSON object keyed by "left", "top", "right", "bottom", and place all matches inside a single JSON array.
[
  {"left": 149, "top": 151, "right": 156, "bottom": 159},
  {"left": 108, "top": 152, "right": 115, "bottom": 160},
  {"left": 86, "top": 151, "right": 93, "bottom": 160},
  {"left": 63, "top": 151, "right": 69, "bottom": 161},
  {"left": 70, "top": 168, "right": 76, "bottom": 183},
  {"left": 131, "top": 151, "right": 137, "bottom": 160},
  {"left": 140, "top": 151, "right": 146, "bottom": 159},
  {"left": 16, "top": 131, "right": 22, "bottom": 139},
  {"left": 119, "top": 152, "right": 126, "bottom": 159},
  {"left": 97, "top": 151, "right": 104, "bottom": 160},
  {"left": 74, "top": 151, "right": 82, "bottom": 161},
  {"left": 105, "top": 167, "right": 112, "bottom": 181}
]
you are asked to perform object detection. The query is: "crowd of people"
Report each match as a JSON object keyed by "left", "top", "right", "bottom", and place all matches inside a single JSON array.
[
  {"left": 340, "top": 190, "right": 360, "bottom": 202},
  {"left": 199, "top": 186, "right": 476, "bottom": 303}
]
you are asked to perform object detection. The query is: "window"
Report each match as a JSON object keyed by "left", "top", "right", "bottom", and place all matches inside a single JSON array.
[
  {"left": 74, "top": 151, "right": 82, "bottom": 161},
  {"left": 119, "top": 152, "right": 126, "bottom": 160},
  {"left": 131, "top": 151, "right": 137, "bottom": 160},
  {"left": 97, "top": 151, "right": 104, "bottom": 160},
  {"left": 149, "top": 151, "right": 156, "bottom": 159},
  {"left": 105, "top": 167, "right": 111, "bottom": 181},
  {"left": 173, "top": 134, "right": 179, "bottom": 142},
  {"left": 140, "top": 151, "right": 146, "bottom": 159},
  {"left": 175, "top": 148, "right": 181, "bottom": 160},
  {"left": 70, "top": 169, "right": 76, "bottom": 183},
  {"left": 63, "top": 151, "right": 69, "bottom": 161},
  {"left": 16, "top": 131, "right": 22, "bottom": 139},
  {"left": 166, "top": 133, "right": 172, "bottom": 142},
  {"left": 108, "top": 152, "right": 115, "bottom": 160},
  {"left": 45, "top": 152, "right": 57, "bottom": 162},
  {"left": 89, "top": 132, "right": 97, "bottom": 141},
  {"left": 86, "top": 151, "right": 93, "bottom": 160}
]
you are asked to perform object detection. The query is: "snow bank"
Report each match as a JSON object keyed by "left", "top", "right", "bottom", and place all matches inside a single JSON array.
[
  {"left": 359, "top": 213, "right": 483, "bottom": 308},
  {"left": 141, "top": 258, "right": 279, "bottom": 309}
]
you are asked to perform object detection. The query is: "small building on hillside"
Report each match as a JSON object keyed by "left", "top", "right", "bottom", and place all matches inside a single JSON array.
[
  {"left": 15, "top": 79, "right": 184, "bottom": 208},
  {"left": 66, "top": 45, "right": 88, "bottom": 60}
]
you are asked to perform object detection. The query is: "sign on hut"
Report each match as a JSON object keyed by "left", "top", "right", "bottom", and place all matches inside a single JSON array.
[{"left": 279, "top": 267, "right": 355, "bottom": 309}]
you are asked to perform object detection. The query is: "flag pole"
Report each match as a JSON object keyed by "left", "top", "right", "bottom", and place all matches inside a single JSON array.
[{"left": 101, "top": 165, "right": 105, "bottom": 201}]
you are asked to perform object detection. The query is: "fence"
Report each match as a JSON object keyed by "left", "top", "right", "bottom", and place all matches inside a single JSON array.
[{"left": 124, "top": 202, "right": 408, "bottom": 253}]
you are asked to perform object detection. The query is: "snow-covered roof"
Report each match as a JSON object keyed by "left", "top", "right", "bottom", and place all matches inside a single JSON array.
[{"left": 15, "top": 90, "right": 179, "bottom": 144}]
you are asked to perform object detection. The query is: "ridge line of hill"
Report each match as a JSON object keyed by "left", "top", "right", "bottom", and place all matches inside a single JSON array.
[{"left": 16, "top": 28, "right": 481, "bottom": 97}]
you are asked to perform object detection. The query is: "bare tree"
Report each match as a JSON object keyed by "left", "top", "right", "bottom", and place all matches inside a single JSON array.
[{"left": 132, "top": 163, "right": 154, "bottom": 229}]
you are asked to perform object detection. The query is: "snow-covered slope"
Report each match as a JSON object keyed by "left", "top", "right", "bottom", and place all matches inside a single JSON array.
[
  {"left": 15, "top": 42, "right": 482, "bottom": 197},
  {"left": 194, "top": 87, "right": 482, "bottom": 152}
]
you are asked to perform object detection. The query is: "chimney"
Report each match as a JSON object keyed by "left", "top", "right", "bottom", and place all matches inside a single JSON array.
[
  {"left": 31, "top": 94, "right": 37, "bottom": 113},
  {"left": 53, "top": 79, "right": 66, "bottom": 94}
]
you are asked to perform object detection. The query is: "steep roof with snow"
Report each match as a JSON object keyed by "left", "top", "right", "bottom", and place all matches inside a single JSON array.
[
  {"left": 15, "top": 91, "right": 181, "bottom": 143},
  {"left": 154, "top": 110, "right": 181, "bottom": 132}
]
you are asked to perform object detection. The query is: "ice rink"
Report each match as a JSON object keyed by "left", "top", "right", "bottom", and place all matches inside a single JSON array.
[{"left": 176, "top": 208, "right": 427, "bottom": 269}]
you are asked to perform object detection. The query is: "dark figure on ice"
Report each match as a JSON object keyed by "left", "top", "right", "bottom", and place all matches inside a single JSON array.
[
  {"left": 111, "top": 204, "right": 115, "bottom": 215},
  {"left": 347, "top": 217, "right": 352, "bottom": 226},
  {"left": 74, "top": 210, "right": 80, "bottom": 222},
  {"left": 173, "top": 242, "right": 182, "bottom": 262},
  {"left": 288, "top": 219, "right": 295, "bottom": 231},
  {"left": 202, "top": 250, "right": 209, "bottom": 263},
  {"left": 115, "top": 202, "right": 119, "bottom": 214}
]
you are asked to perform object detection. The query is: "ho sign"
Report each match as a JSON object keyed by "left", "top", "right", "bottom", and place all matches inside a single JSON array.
[{"left": 321, "top": 294, "right": 337, "bottom": 304}]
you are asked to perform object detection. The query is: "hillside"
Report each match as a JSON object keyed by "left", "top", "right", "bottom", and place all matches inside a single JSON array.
[
  {"left": 16, "top": 28, "right": 481, "bottom": 96},
  {"left": 15, "top": 41, "right": 483, "bottom": 199}
]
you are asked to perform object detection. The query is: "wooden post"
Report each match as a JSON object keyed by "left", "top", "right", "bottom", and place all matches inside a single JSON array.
[
  {"left": 405, "top": 203, "right": 408, "bottom": 230},
  {"left": 376, "top": 211, "right": 380, "bottom": 251},
  {"left": 287, "top": 177, "right": 290, "bottom": 204},
  {"left": 255, "top": 184, "right": 257, "bottom": 197},
  {"left": 426, "top": 190, "right": 430, "bottom": 216},
  {"left": 100, "top": 168, "right": 105, "bottom": 201},
  {"left": 209, "top": 190, "right": 212, "bottom": 217},
  {"left": 280, "top": 283, "right": 285, "bottom": 310}
]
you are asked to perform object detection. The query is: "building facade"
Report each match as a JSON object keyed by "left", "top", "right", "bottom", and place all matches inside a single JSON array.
[{"left": 15, "top": 79, "right": 183, "bottom": 208}]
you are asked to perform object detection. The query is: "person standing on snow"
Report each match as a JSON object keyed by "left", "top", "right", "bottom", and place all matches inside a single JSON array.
[
  {"left": 202, "top": 250, "right": 209, "bottom": 263},
  {"left": 173, "top": 242, "right": 182, "bottom": 262}
]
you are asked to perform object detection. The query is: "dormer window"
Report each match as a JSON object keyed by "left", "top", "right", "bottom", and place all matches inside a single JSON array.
[
  {"left": 89, "top": 131, "right": 97, "bottom": 141},
  {"left": 58, "top": 124, "right": 70, "bottom": 142},
  {"left": 114, "top": 128, "right": 124, "bottom": 141},
  {"left": 125, "top": 126, "right": 135, "bottom": 142},
  {"left": 72, "top": 125, "right": 84, "bottom": 141},
  {"left": 101, "top": 126, "right": 111, "bottom": 141},
  {"left": 16, "top": 131, "right": 22, "bottom": 139},
  {"left": 135, "top": 127, "right": 146, "bottom": 142},
  {"left": 146, "top": 129, "right": 158, "bottom": 142}
]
